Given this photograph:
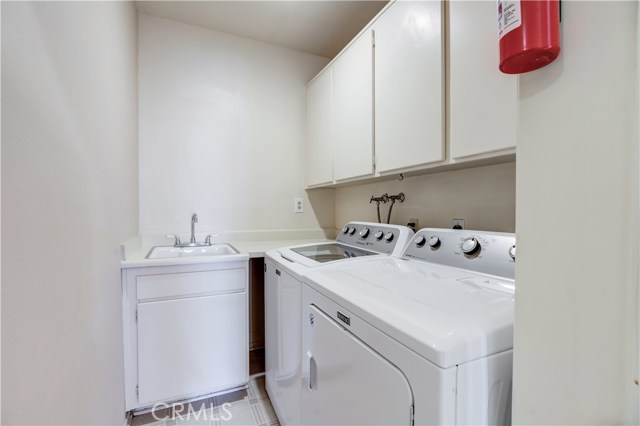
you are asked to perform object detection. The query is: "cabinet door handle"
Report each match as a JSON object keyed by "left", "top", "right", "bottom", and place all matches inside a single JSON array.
[{"left": 307, "top": 351, "right": 317, "bottom": 391}]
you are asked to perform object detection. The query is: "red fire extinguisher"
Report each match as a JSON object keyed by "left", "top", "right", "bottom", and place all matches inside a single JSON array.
[{"left": 498, "top": 0, "right": 561, "bottom": 74}]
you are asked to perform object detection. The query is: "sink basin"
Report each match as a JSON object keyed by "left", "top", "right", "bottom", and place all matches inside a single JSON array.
[{"left": 146, "top": 244, "right": 239, "bottom": 259}]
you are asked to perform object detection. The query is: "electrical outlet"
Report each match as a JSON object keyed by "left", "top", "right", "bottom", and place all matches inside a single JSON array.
[
  {"left": 452, "top": 218, "right": 464, "bottom": 230},
  {"left": 408, "top": 217, "right": 419, "bottom": 230},
  {"left": 294, "top": 197, "right": 304, "bottom": 213}
]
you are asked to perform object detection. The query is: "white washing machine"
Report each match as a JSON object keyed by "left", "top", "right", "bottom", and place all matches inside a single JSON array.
[
  {"left": 264, "top": 222, "right": 414, "bottom": 426},
  {"left": 301, "top": 228, "right": 516, "bottom": 425}
]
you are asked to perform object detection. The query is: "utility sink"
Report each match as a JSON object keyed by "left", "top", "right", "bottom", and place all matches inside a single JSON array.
[{"left": 146, "top": 244, "right": 239, "bottom": 259}]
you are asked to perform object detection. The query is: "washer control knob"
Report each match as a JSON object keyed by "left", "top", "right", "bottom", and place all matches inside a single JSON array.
[
  {"left": 415, "top": 235, "right": 426, "bottom": 247},
  {"left": 428, "top": 236, "right": 441, "bottom": 248},
  {"left": 461, "top": 237, "right": 480, "bottom": 255},
  {"left": 509, "top": 245, "right": 516, "bottom": 260},
  {"left": 348, "top": 227, "right": 356, "bottom": 235},
  {"left": 374, "top": 230, "right": 384, "bottom": 240},
  {"left": 342, "top": 226, "right": 350, "bottom": 234},
  {"left": 359, "top": 228, "right": 370, "bottom": 238},
  {"left": 384, "top": 232, "right": 394, "bottom": 242}
]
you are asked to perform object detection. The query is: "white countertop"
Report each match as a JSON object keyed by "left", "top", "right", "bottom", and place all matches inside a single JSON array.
[
  {"left": 121, "top": 238, "right": 332, "bottom": 268},
  {"left": 232, "top": 239, "right": 332, "bottom": 258}
]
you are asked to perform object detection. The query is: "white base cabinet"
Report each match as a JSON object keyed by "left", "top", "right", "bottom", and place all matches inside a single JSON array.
[{"left": 123, "top": 261, "right": 249, "bottom": 411}]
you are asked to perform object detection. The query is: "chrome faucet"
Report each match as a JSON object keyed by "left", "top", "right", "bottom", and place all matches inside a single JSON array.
[
  {"left": 190, "top": 213, "right": 198, "bottom": 245},
  {"left": 166, "top": 213, "right": 215, "bottom": 247}
]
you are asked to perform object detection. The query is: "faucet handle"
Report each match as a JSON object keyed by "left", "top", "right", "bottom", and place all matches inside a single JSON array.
[
  {"left": 204, "top": 234, "right": 218, "bottom": 245},
  {"left": 166, "top": 234, "right": 181, "bottom": 246}
]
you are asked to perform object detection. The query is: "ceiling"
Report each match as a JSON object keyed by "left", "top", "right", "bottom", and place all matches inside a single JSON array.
[{"left": 135, "top": 1, "right": 388, "bottom": 59}]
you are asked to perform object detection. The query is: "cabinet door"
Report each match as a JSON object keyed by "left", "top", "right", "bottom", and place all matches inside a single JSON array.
[
  {"left": 302, "top": 304, "right": 413, "bottom": 425},
  {"left": 374, "top": 1, "right": 444, "bottom": 173},
  {"left": 137, "top": 293, "right": 247, "bottom": 405},
  {"left": 332, "top": 30, "right": 374, "bottom": 181},
  {"left": 450, "top": 1, "right": 517, "bottom": 159},
  {"left": 265, "top": 261, "right": 302, "bottom": 426},
  {"left": 305, "top": 70, "right": 333, "bottom": 187}
]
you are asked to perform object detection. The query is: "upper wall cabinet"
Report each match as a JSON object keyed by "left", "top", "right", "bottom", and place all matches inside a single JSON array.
[
  {"left": 332, "top": 30, "right": 375, "bottom": 182},
  {"left": 304, "top": 1, "right": 515, "bottom": 189},
  {"left": 449, "top": 1, "right": 517, "bottom": 160},
  {"left": 373, "top": 1, "right": 444, "bottom": 173},
  {"left": 305, "top": 69, "right": 333, "bottom": 187}
]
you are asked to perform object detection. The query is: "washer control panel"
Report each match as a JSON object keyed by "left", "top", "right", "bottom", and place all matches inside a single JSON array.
[
  {"left": 403, "top": 228, "right": 516, "bottom": 280},
  {"left": 336, "top": 221, "right": 414, "bottom": 256}
]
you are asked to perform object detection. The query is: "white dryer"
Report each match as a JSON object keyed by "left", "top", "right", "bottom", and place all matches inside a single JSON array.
[
  {"left": 301, "top": 228, "right": 516, "bottom": 425},
  {"left": 264, "top": 222, "right": 413, "bottom": 426}
]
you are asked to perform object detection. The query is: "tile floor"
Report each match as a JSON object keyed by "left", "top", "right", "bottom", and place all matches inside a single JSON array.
[{"left": 131, "top": 374, "right": 279, "bottom": 426}]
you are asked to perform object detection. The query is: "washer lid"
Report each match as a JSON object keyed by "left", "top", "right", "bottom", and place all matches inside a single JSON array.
[
  {"left": 272, "top": 242, "right": 376, "bottom": 270},
  {"left": 303, "top": 256, "right": 515, "bottom": 368},
  {"left": 290, "top": 243, "right": 377, "bottom": 263}
]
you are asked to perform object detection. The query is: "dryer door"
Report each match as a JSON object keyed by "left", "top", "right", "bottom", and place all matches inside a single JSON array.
[{"left": 302, "top": 304, "right": 413, "bottom": 425}]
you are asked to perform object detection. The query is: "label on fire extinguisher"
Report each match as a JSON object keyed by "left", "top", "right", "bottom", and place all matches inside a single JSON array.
[{"left": 497, "top": 0, "right": 522, "bottom": 40}]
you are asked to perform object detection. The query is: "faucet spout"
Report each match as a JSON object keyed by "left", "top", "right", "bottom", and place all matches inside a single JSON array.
[{"left": 190, "top": 213, "right": 198, "bottom": 244}]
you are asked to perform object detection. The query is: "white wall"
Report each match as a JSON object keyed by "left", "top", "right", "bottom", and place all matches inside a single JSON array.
[
  {"left": 513, "top": 1, "right": 639, "bottom": 424},
  {"left": 2, "top": 2, "right": 138, "bottom": 424},
  {"left": 138, "top": 14, "right": 333, "bottom": 238},
  {"left": 333, "top": 162, "right": 516, "bottom": 232}
]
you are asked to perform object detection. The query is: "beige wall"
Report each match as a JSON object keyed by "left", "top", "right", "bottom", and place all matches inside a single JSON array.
[
  {"left": 138, "top": 14, "right": 333, "bottom": 237},
  {"left": 513, "top": 1, "right": 639, "bottom": 423},
  {"left": 1, "top": 2, "right": 139, "bottom": 424},
  {"left": 332, "top": 162, "right": 516, "bottom": 233}
]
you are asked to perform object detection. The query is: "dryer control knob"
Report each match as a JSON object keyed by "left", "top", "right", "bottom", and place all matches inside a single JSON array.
[
  {"left": 509, "top": 245, "right": 516, "bottom": 260},
  {"left": 415, "top": 236, "right": 426, "bottom": 247},
  {"left": 461, "top": 237, "right": 480, "bottom": 255},
  {"left": 359, "top": 228, "right": 370, "bottom": 238},
  {"left": 348, "top": 227, "right": 356, "bottom": 235},
  {"left": 428, "top": 236, "right": 441, "bottom": 248},
  {"left": 374, "top": 230, "right": 384, "bottom": 240},
  {"left": 384, "top": 232, "right": 394, "bottom": 242},
  {"left": 342, "top": 226, "right": 350, "bottom": 234}
]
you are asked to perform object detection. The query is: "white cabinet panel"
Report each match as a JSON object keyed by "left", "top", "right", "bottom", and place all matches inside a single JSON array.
[
  {"left": 374, "top": 0, "right": 444, "bottom": 173},
  {"left": 302, "top": 304, "right": 413, "bottom": 425},
  {"left": 136, "top": 268, "right": 245, "bottom": 300},
  {"left": 332, "top": 31, "right": 374, "bottom": 181},
  {"left": 450, "top": 1, "right": 517, "bottom": 159},
  {"left": 137, "top": 292, "right": 247, "bottom": 405},
  {"left": 305, "top": 70, "right": 333, "bottom": 187},
  {"left": 303, "top": 0, "right": 516, "bottom": 187},
  {"left": 123, "top": 262, "right": 248, "bottom": 411}
]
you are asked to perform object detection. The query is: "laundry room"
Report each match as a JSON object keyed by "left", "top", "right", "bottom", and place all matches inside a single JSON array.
[{"left": 1, "top": 1, "right": 638, "bottom": 425}]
